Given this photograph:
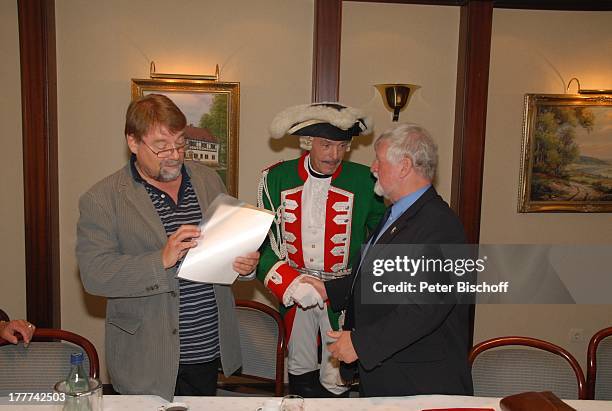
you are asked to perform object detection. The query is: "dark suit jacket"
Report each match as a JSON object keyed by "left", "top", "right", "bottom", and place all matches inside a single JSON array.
[{"left": 325, "top": 186, "right": 473, "bottom": 397}]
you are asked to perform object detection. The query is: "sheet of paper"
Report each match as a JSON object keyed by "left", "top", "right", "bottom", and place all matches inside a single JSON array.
[{"left": 177, "top": 193, "right": 274, "bottom": 284}]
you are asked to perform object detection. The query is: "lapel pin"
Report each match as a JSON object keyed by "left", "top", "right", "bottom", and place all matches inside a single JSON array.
[{"left": 390, "top": 226, "right": 397, "bottom": 234}]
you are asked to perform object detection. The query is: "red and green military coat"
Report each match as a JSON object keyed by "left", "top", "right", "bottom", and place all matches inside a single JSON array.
[{"left": 256, "top": 154, "right": 386, "bottom": 339}]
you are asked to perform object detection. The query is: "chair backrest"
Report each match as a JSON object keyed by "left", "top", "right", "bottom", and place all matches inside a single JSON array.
[
  {"left": 469, "top": 336, "right": 586, "bottom": 400},
  {"left": 0, "top": 328, "right": 100, "bottom": 396},
  {"left": 0, "top": 309, "right": 9, "bottom": 322},
  {"left": 587, "top": 326, "right": 612, "bottom": 400},
  {"left": 234, "top": 300, "right": 286, "bottom": 396}
]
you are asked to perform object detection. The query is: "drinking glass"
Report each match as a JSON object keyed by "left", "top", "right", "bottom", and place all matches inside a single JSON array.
[{"left": 280, "top": 394, "right": 304, "bottom": 411}]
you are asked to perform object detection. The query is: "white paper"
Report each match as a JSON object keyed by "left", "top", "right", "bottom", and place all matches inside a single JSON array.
[{"left": 177, "top": 193, "right": 274, "bottom": 284}]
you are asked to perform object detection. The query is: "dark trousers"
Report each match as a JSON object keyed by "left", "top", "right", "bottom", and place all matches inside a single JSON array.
[
  {"left": 288, "top": 371, "right": 350, "bottom": 398},
  {"left": 174, "top": 358, "right": 220, "bottom": 396}
]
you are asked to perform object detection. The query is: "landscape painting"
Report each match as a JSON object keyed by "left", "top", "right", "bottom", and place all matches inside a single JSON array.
[
  {"left": 519, "top": 94, "right": 612, "bottom": 212},
  {"left": 131, "top": 79, "right": 240, "bottom": 196}
]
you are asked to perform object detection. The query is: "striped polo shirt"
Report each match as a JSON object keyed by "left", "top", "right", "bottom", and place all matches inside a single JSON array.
[{"left": 130, "top": 156, "right": 220, "bottom": 364}]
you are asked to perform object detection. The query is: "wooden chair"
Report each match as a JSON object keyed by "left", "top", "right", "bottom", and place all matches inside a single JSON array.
[
  {"left": 469, "top": 336, "right": 586, "bottom": 400},
  {"left": 0, "top": 328, "right": 100, "bottom": 396},
  {"left": 218, "top": 300, "right": 286, "bottom": 396},
  {"left": 587, "top": 326, "right": 612, "bottom": 400}
]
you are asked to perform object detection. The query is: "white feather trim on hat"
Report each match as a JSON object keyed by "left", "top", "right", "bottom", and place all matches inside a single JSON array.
[{"left": 269, "top": 102, "right": 373, "bottom": 138}]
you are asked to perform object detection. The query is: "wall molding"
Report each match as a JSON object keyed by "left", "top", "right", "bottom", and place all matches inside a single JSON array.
[
  {"left": 17, "top": 0, "right": 60, "bottom": 328},
  {"left": 312, "top": 0, "right": 342, "bottom": 102},
  {"left": 451, "top": 0, "right": 493, "bottom": 244},
  {"left": 343, "top": 0, "right": 612, "bottom": 10}
]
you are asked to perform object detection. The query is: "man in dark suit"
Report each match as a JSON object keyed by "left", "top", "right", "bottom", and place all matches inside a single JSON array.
[{"left": 302, "top": 123, "right": 473, "bottom": 397}]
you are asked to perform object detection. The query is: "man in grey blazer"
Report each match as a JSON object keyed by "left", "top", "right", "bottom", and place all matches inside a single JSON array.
[{"left": 77, "top": 94, "right": 259, "bottom": 400}]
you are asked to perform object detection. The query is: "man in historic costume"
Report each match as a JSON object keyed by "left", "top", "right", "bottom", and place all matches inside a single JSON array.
[{"left": 256, "top": 102, "right": 386, "bottom": 397}]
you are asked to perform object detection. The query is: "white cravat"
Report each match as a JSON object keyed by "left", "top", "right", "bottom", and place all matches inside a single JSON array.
[{"left": 301, "top": 156, "right": 331, "bottom": 270}]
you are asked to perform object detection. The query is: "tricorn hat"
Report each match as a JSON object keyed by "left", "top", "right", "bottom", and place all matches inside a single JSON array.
[{"left": 270, "top": 102, "right": 372, "bottom": 141}]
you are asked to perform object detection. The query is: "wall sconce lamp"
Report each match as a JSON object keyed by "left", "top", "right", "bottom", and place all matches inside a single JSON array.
[
  {"left": 566, "top": 77, "right": 612, "bottom": 95},
  {"left": 149, "top": 61, "right": 220, "bottom": 81},
  {"left": 375, "top": 83, "right": 420, "bottom": 122}
]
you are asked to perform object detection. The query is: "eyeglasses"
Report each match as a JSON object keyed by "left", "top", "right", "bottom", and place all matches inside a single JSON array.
[{"left": 141, "top": 140, "right": 187, "bottom": 158}]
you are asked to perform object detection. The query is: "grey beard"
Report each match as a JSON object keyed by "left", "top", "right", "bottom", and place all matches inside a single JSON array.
[
  {"left": 373, "top": 171, "right": 385, "bottom": 197},
  {"left": 374, "top": 180, "right": 385, "bottom": 197},
  {"left": 156, "top": 161, "right": 181, "bottom": 182}
]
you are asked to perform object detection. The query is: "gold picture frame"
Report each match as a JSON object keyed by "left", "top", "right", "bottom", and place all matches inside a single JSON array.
[
  {"left": 518, "top": 93, "right": 612, "bottom": 212},
  {"left": 131, "top": 78, "right": 240, "bottom": 196}
]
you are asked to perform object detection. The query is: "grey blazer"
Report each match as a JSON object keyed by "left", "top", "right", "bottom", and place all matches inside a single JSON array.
[{"left": 76, "top": 161, "right": 242, "bottom": 400}]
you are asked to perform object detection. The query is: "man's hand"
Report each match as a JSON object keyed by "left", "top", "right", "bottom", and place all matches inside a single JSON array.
[
  {"left": 327, "top": 330, "right": 358, "bottom": 363},
  {"left": 233, "top": 251, "right": 260, "bottom": 275},
  {"left": 300, "top": 276, "right": 328, "bottom": 300},
  {"left": 0, "top": 319, "right": 36, "bottom": 345},
  {"left": 162, "top": 225, "right": 201, "bottom": 268}
]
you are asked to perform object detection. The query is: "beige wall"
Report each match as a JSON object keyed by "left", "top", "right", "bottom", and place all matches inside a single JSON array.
[
  {"left": 0, "top": 0, "right": 26, "bottom": 320},
  {"left": 56, "top": 0, "right": 314, "bottom": 382},
  {"left": 340, "top": 2, "right": 460, "bottom": 200},
  {"left": 477, "top": 9, "right": 612, "bottom": 369}
]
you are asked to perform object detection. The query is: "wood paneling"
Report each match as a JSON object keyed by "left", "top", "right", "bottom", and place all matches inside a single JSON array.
[
  {"left": 343, "top": 0, "right": 612, "bottom": 9},
  {"left": 312, "top": 0, "right": 342, "bottom": 102},
  {"left": 17, "top": 0, "right": 60, "bottom": 328},
  {"left": 343, "top": 0, "right": 463, "bottom": 4},
  {"left": 451, "top": 0, "right": 493, "bottom": 244},
  {"left": 494, "top": 0, "right": 612, "bottom": 11}
]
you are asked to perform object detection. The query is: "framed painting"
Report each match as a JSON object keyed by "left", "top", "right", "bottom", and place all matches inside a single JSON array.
[
  {"left": 131, "top": 78, "right": 240, "bottom": 196},
  {"left": 518, "top": 93, "right": 612, "bottom": 212}
]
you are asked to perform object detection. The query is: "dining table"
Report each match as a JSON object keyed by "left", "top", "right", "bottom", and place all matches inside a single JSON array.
[{"left": 0, "top": 394, "right": 610, "bottom": 410}]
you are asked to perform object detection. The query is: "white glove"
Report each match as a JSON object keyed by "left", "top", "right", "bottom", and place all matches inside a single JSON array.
[
  {"left": 290, "top": 282, "right": 325, "bottom": 309},
  {"left": 320, "top": 356, "right": 347, "bottom": 390}
]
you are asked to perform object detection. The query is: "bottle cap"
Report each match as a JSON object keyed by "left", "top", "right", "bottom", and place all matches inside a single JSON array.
[{"left": 70, "top": 352, "right": 84, "bottom": 365}]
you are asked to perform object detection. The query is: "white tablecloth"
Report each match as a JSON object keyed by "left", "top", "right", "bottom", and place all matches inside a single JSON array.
[{"left": 1, "top": 395, "right": 610, "bottom": 410}]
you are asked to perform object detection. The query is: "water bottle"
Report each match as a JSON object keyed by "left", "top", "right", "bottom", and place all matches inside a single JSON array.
[{"left": 66, "top": 352, "right": 89, "bottom": 393}]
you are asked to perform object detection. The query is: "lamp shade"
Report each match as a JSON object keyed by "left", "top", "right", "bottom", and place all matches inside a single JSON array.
[{"left": 375, "top": 83, "right": 420, "bottom": 121}]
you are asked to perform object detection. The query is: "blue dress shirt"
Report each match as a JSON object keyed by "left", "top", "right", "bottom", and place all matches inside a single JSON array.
[{"left": 374, "top": 184, "right": 431, "bottom": 243}]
